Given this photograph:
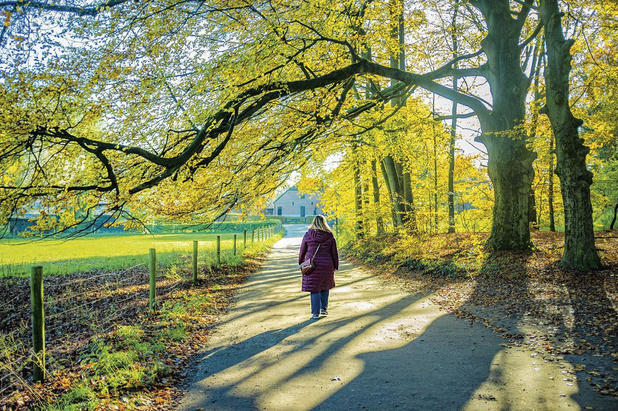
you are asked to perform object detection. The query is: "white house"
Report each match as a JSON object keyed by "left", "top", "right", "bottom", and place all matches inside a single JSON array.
[{"left": 272, "top": 186, "right": 323, "bottom": 217}]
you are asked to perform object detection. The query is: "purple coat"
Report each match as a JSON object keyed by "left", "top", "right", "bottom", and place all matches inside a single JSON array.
[{"left": 299, "top": 228, "right": 339, "bottom": 293}]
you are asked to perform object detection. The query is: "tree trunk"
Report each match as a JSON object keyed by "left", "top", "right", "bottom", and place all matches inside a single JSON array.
[
  {"left": 481, "top": 133, "right": 536, "bottom": 249},
  {"left": 448, "top": 0, "right": 459, "bottom": 234},
  {"left": 529, "top": 189, "right": 538, "bottom": 229},
  {"left": 402, "top": 171, "right": 417, "bottom": 232},
  {"left": 371, "top": 159, "right": 385, "bottom": 234},
  {"left": 353, "top": 143, "right": 364, "bottom": 239},
  {"left": 380, "top": 160, "right": 398, "bottom": 228},
  {"left": 393, "top": 160, "right": 416, "bottom": 230},
  {"left": 548, "top": 135, "right": 556, "bottom": 232},
  {"left": 610, "top": 204, "right": 617, "bottom": 230},
  {"left": 433, "top": 124, "right": 439, "bottom": 234},
  {"left": 363, "top": 175, "right": 370, "bottom": 237},
  {"left": 540, "top": 0, "right": 601, "bottom": 269},
  {"left": 353, "top": 160, "right": 364, "bottom": 239},
  {"left": 448, "top": 93, "right": 457, "bottom": 234},
  {"left": 383, "top": 0, "right": 416, "bottom": 233},
  {"left": 536, "top": 186, "right": 543, "bottom": 229},
  {"left": 473, "top": 2, "right": 536, "bottom": 250},
  {"left": 382, "top": 156, "right": 404, "bottom": 227}
]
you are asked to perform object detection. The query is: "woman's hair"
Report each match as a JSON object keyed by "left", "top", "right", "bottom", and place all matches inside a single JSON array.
[{"left": 309, "top": 215, "right": 333, "bottom": 233}]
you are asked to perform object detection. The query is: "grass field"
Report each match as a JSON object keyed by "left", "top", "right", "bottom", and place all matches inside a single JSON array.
[{"left": 0, "top": 232, "right": 264, "bottom": 278}]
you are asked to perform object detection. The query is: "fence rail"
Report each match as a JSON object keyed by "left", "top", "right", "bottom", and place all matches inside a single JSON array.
[{"left": 0, "top": 225, "right": 280, "bottom": 409}]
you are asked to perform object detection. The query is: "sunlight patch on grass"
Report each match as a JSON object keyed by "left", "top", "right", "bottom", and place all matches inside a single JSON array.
[{"left": 0, "top": 233, "right": 268, "bottom": 278}]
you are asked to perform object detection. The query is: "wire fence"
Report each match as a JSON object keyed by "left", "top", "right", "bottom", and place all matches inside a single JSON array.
[{"left": 0, "top": 225, "right": 279, "bottom": 409}]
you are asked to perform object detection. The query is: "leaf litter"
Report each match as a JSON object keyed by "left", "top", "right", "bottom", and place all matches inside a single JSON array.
[{"left": 345, "top": 230, "right": 617, "bottom": 398}]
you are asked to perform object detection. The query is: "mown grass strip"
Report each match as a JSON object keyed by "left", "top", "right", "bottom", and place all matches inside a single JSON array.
[{"left": 0, "top": 233, "right": 265, "bottom": 278}]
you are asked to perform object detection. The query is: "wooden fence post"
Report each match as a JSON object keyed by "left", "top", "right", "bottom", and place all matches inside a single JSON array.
[
  {"left": 217, "top": 235, "right": 221, "bottom": 265},
  {"left": 30, "top": 266, "right": 45, "bottom": 382},
  {"left": 149, "top": 249, "right": 156, "bottom": 312},
  {"left": 192, "top": 241, "right": 198, "bottom": 283},
  {"left": 252, "top": 229, "right": 255, "bottom": 244},
  {"left": 233, "top": 234, "right": 237, "bottom": 256},
  {"left": 243, "top": 230, "right": 247, "bottom": 248}
]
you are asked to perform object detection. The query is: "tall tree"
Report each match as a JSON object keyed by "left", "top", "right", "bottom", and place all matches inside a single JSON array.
[
  {"left": 381, "top": 0, "right": 416, "bottom": 232},
  {"left": 470, "top": 0, "right": 536, "bottom": 250},
  {"left": 539, "top": 0, "right": 601, "bottom": 269},
  {"left": 447, "top": 0, "right": 460, "bottom": 234}
]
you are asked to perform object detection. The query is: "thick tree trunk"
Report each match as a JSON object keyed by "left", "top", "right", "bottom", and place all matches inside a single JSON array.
[
  {"left": 380, "top": 160, "right": 398, "bottom": 228},
  {"left": 481, "top": 133, "right": 536, "bottom": 249},
  {"left": 371, "top": 159, "right": 385, "bottom": 234},
  {"left": 392, "top": 160, "right": 416, "bottom": 230},
  {"left": 383, "top": 0, "right": 416, "bottom": 234},
  {"left": 610, "top": 204, "right": 617, "bottom": 230},
  {"left": 382, "top": 156, "right": 404, "bottom": 227},
  {"left": 540, "top": 0, "right": 601, "bottom": 269},
  {"left": 474, "top": 3, "right": 536, "bottom": 250}
]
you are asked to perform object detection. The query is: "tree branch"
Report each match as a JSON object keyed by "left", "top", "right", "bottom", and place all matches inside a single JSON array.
[
  {"left": 434, "top": 112, "right": 478, "bottom": 121},
  {"left": 19, "top": 56, "right": 494, "bottom": 201},
  {"left": 0, "top": 0, "right": 132, "bottom": 16},
  {"left": 361, "top": 60, "right": 491, "bottom": 122},
  {"left": 424, "top": 49, "right": 486, "bottom": 80},
  {"left": 519, "top": 21, "right": 543, "bottom": 49}
]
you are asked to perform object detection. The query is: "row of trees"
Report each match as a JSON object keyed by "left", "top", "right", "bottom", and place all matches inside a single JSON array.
[
  {"left": 0, "top": 1, "right": 616, "bottom": 270},
  {"left": 313, "top": 0, "right": 616, "bottom": 247}
]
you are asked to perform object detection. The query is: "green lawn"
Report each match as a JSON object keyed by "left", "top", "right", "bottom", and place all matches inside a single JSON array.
[{"left": 0, "top": 232, "right": 262, "bottom": 278}]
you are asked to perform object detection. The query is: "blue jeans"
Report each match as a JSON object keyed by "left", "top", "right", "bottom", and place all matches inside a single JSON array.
[{"left": 310, "top": 290, "right": 329, "bottom": 316}]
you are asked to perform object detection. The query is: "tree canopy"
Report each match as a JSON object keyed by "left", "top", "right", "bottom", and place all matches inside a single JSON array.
[{"left": 1, "top": 0, "right": 616, "bottom": 269}]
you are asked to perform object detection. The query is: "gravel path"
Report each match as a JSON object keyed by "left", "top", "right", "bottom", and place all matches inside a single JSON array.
[{"left": 177, "top": 225, "right": 616, "bottom": 410}]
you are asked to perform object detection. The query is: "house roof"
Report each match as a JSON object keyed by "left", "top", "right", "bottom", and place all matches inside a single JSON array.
[
  {"left": 272, "top": 185, "right": 321, "bottom": 205},
  {"left": 273, "top": 185, "right": 297, "bottom": 204}
]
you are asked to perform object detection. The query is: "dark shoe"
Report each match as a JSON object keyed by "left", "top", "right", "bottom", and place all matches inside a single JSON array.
[
  {"left": 320, "top": 309, "right": 328, "bottom": 316},
  {"left": 311, "top": 314, "right": 320, "bottom": 320}
]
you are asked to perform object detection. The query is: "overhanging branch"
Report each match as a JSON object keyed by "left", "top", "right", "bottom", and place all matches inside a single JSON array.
[{"left": 0, "top": 0, "right": 131, "bottom": 16}]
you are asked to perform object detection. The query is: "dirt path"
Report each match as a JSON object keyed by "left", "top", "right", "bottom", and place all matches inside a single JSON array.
[{"left": 177, "top": 226, "right": 617, "bottom": 410}]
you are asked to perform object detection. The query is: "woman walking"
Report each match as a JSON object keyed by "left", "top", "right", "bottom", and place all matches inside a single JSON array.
[{"left": 299, "top": 215, "right": 339, "bottom": 320}]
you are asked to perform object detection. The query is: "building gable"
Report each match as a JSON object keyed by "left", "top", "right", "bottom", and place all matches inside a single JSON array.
[{"left": 273, "top": 186, "right": 323, "bottom": 217}]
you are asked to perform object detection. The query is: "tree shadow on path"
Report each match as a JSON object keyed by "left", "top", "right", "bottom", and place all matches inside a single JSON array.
[
  {"left": 452, "top": 249, "right": 618, "bottom": 410},
  {"left": 179, "top": 231, "right": 506, "bottom": 410}
]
